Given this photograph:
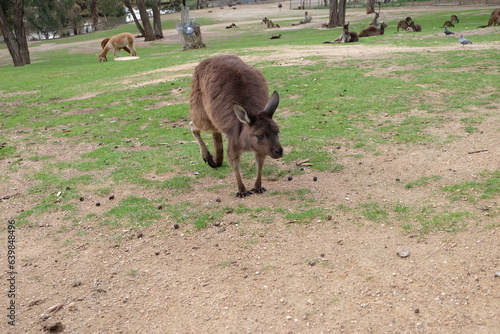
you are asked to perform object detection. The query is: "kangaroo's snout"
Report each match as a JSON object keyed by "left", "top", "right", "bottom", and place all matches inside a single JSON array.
[{"left": 272, "top": 146, "right": 283, "bottom": 159}]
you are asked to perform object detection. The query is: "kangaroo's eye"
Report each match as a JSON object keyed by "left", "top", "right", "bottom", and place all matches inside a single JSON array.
[{"left": 256, "top": 134, "right": 264, "bottom": 140}]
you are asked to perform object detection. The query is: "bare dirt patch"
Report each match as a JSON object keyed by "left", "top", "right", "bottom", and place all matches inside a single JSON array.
[{"left": 1, "top": 4, "right": 499, "bottom": 334}]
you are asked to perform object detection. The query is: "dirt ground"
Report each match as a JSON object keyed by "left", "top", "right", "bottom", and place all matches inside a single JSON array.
[{"left": 1, "top": 3, "right": 499, "bottom": 334}]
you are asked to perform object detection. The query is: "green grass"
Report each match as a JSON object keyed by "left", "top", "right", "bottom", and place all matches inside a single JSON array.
[
  {"left": 405, "top": 175, "right": 443, "bottom": 189},
  {"left": 1, "top": 7, "right": 498, "bottom": 233}
]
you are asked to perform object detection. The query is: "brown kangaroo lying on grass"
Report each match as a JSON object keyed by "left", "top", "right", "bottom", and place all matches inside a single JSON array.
[
  {"left": 324, "top": 23, "right": 358, "bottom": 43},
  {"left": 450, "top": 15, "right": 459, "bottom": 23},
  {"left": 98, "top": 32, "right": 136, "bottom": 62},
  {"left": 359, "top": 22, "right": 387, "bottom": 37},
  {"left": 189, "top": 55, "right": 283, "bottom": 198}
]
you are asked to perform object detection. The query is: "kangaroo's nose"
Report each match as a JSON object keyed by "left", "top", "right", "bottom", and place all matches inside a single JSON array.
[{"left": 274, "top": 147, "right": 283, "bottom": 157}]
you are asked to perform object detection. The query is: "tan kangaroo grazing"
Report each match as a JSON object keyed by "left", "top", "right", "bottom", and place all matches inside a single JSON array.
[
  {"left": 98, "top": 32, "right": 136, "bottom": 62},
  {"left": 100, "top": 38, "right": 131, "bottom": 62},
  {"left": 189, "top": 55, "right": 283, "bottom": 198}
]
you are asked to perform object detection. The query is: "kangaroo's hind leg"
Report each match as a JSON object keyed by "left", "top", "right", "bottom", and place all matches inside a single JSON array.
[{"left": 212, "top": 132, "right": 224, "bottom": 167}]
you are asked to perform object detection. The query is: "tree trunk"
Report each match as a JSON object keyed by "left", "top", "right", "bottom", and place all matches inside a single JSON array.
[
  {"left": 178, "top": 6, "right": 205, "bottom": 50},
  {"left": 0, "top": 0, "right": 31, "bottom": 66},
  {"left": 136, "top": 0, "right": 155, "bottom": 41},
  {"left": 327, "top": 0, "right": 347, "bottom": 28},
  {"left": 123, "top": 0, "right": 145, "bottom": 36},
  {"left": 366, "top": 0, "right": 375, "bottom": 14},
  {"left": 327, "top": 0, "right": 338, "bottom": 28},
  {"left": 338, "top": 0, "right": 346, "bottom": 26},
  {"left": 90, "top": 0, "right": 99, "bottom": 31},
  {"left": 152, "top": 0, "right": 163, "bottom": 39}
]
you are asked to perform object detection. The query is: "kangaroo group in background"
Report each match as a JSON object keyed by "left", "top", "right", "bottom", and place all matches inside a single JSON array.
[
  {"left": 189, "top": 55, "right": 283, "bottom": 198},
  {"left": 262, "top": 17, "right": 280, "bottom": 28}
]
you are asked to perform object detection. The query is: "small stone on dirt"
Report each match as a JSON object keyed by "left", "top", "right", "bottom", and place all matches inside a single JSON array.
[
  {"left": 288, "top": 176, "right": 293, "bottom": 181},
  {"left": 79, "top": 197, "right": 84, "bottom": 201},
  {"left": 43, "top": 321, "right": 64, "bottom": 333},
  {"left": 47, "top": 303, "right": 64, "bottom": 313},
  {"left": 173, "top": 223, "right": 180, "bottom": 229},
  {"left": 495, "top": 272, "right": 500, "bottom": 278},
  {"left": 157, "top": 205, "right": 163, "bottom": 210},
  {"left": 313, "top": 176, "right": 318, "bottom": 181},
  {"left": 109, "top": 195, "right": 115, "bottom": 200},
  {"left": 71, "top": 280, "right": 82, "bottom": 287},
  {"left": 136, "top": 231, "right": 143, "bottom": 238},
  {"left": 397, "top": 247, "right": 410, "bottom": 258}
]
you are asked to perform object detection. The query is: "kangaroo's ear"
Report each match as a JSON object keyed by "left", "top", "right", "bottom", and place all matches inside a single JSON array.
[
  {"left": 234, "top": 105, "right": 252, "bottom": 125},
  {"left": 263, "top": 91, "right": 279, "bottom": 118}
]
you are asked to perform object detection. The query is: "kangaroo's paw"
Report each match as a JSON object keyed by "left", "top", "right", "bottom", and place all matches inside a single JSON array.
[
  {"left": 203, "top": 155, "right": 218, "bottom": 168},
  {"left": 251, "top": 187, "right": 267, "bottom": 194},
  {"left": 236, "top": 190, "right": 253, "bottom": 198}
]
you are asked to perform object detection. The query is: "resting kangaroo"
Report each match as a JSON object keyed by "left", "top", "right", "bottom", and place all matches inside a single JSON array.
[
  {"left": 189, "top": 55, "right": 283, "bottom": 197},
  {"left": 324, "top": 23, "right": 358, "bottom": 43},
  {"left": 98, "top": 32, "right": 136, "bottom": 62},
  {"left": 359, "top": 22, "right": 387, "bottom": 37}
]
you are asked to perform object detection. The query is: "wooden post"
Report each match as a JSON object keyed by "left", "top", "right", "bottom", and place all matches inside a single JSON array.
[{"left": 177, "top": 6, "right": 205, "bottom": 50}]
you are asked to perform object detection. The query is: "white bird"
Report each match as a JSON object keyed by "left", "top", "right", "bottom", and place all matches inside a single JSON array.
[{"left": 459, "top": 34, "right": 472, "bottom": 46}]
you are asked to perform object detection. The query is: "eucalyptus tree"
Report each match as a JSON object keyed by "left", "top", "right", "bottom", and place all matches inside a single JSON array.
[
  {"left": 0, "top": 0, "right": 31, "bottom": 66},
  {"left": 326, "top": 0, "right": 346, "bottom": 28},
  {"left": 24, "top": 0, "right": 74, "bottom": 40}
]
